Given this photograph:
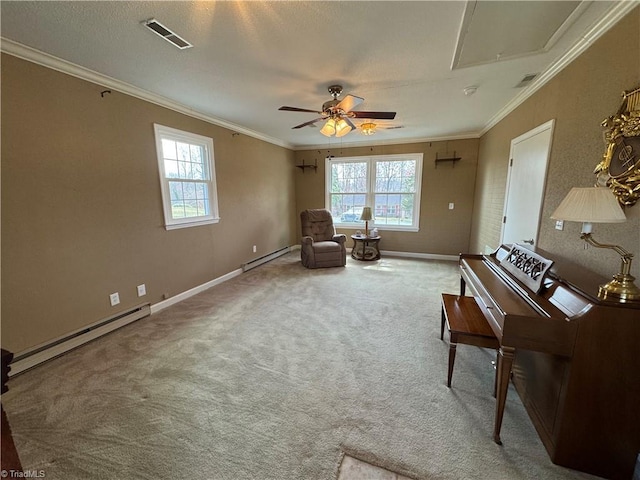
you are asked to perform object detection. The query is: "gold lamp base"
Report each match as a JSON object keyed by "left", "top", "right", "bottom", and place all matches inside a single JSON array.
[
  {"left": 598, "top": 273, "right": 640, "bottom": 303},
  {"left": 579, "top": 232, "right": 640, "bottom": 304}
]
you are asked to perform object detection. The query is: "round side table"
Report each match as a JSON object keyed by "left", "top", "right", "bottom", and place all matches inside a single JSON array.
[{"left": 351, "top": 235, "right": 381, "bottom": 261}]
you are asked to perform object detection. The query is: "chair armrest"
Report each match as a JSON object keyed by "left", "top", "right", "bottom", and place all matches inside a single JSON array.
[
  {"left": 333, "top": 234, "right": 347, "bottom": 244},
  {"left": 301, "top": 236, "right": 314, "bottom": 246}
]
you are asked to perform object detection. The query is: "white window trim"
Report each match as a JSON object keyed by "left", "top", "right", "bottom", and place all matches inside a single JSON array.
[
  {"left": 325, "top": 153, "right": 423, "bottom": 232},
  {"left": 154, "top": 124, "right": 220, "bottom": 230}
]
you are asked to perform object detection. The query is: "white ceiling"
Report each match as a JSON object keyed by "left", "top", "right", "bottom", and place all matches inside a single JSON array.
[{"left": 0, "top": 1, "right": 632, "bottom": 150}]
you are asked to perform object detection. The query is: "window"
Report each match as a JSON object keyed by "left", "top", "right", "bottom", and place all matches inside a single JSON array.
[
  {"left": 154, "top": 124, "right": 220, "bottom": 230},
  {"left": 326, "top": 153, "right": 423, "bottom": 231}
]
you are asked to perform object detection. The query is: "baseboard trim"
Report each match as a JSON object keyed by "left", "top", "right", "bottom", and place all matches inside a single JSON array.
[
  {"left": 242, "top": 246, "right": 291, "bottom": 272},
  {"left": 380, "top": 250, "right": 458, "bottom": 261},
  {"left": 150, "top": 268, "right": 243, "bottom": 315},
  {"left": 153, "top": 246, "right": 295, "bottom": 312},
  {"left": 10, "top": 304, "right": 151, "bottom": 376},
  {"left": 295, "top": 244, "right": 457, "bottom": 261}
]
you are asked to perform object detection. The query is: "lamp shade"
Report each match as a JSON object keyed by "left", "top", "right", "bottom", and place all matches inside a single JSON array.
[
  {"left": 551, "top": 187, "right": 626, "bottom": 223},
  {"left": 360, "top": 206, "right": 373, "bottom": 221},
  {"left": 334, "top": 118, "right": 352, "bottom": 138},
  {"left": 320, "top": 119, "right": 336, "bottom": 137}
]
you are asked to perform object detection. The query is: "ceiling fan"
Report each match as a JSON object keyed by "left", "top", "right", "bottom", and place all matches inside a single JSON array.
[{"left": 279, "top": 85, "right": 396, "bottom": 137}]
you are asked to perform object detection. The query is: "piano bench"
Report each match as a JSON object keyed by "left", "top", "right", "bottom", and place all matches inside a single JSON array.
[{"left": 441, "top": 294, "right": 500, "bottom": 389}]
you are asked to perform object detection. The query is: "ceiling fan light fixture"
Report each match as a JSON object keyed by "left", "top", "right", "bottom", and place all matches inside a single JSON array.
[
  {"left": 335, "top": 118, "right": 352, "bottom": 137},
  {"left": 361, "top": 122, "right": 377, "bottom": 135},
  {"left": 280, "top": 85, "right": 394, "bottom": 138},
  {"left": 320, "top": 118, "right": 336, "bottom": 137}
]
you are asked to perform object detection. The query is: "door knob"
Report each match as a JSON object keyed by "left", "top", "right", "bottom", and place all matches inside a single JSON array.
[{"left": 523, "top": 239, "right": 534, "bottom": 245}]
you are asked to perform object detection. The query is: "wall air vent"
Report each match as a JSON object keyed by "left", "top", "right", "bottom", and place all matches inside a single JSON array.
[
  {"left": 515, "top": 73, "right": 538, "bottom": 88},
  {"left": 143, "top": 18, "right": 193, "bottom": 50}
]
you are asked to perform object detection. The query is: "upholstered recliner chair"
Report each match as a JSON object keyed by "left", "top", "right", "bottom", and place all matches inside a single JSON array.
[{"left": 300, "top": 209, "right": 347, "bottom": 268}]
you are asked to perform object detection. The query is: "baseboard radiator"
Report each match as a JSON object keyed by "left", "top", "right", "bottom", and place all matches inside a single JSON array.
[
  {"left": 242, "top": 246, "right": 291, "bottom": 272},
  {"left": 9, "top": 303, "right": 150, "bottom": 377}
]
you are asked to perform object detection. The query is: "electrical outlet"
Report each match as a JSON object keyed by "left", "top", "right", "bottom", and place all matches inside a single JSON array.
[
  {"left": 555, "top": 220, "right": 564, "bottom": 231},
  {"left": 109, "top": 292, "right": 120, "bottom": 306},
  {"left": 448, "top": 202, "right": 455, "bottom": 210},
  {"left": 253, "top": 245, "right": 257, "bottom": 253},
  {"left": 137, "top": 284, "right": 146, "bottom": 297}
]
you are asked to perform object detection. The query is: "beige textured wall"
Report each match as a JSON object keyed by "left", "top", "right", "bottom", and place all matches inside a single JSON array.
[
  {"left": 295, "top": 139, "right": 479, "bottom": 255},
  {"left": 1, "top": 54, "right": 297, "bottom": 353},
  {"left": 470, "top": 8, "right": 640, "bottom": 279}
]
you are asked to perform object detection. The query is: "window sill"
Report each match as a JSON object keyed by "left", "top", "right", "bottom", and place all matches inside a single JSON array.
[
  {"left": 336, "top": 224, "right": 419, "bottom": 233},
  {"left": 165, "top": 217, "right": 220, "bottom": 231}
]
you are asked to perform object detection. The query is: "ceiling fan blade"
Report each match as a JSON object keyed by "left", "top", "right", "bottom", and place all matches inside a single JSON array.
[
  {"left": 292, "top": 118, "right": 323, "bottom": 129},
  {"left": 335, "top": 94, "right": 364, "bottom": 113},
  {"left": 351, "top": 111, "right": 397, "bottom": 120},
  {"left": 279, "top": 106, "right": 323, "bottom": 114},
  {"left": 343, "top": 117, "right": 357, "bottom": 130}
]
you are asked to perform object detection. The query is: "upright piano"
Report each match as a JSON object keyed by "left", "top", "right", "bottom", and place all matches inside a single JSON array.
[{"left": 459, "top": 244, "right": 640, "bottom": 480}]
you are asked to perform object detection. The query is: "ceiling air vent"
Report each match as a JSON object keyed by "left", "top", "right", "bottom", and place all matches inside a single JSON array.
[
  {"left": 514, "top": 74, "right": 538, "bottom": 88},
  {"left": 143, "top": 18, "right": 192, "bottom": 50}
]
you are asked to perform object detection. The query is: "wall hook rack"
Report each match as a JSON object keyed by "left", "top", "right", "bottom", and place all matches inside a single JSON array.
[{"left": 435, "top": 151, "right": 461, "bottom": 168}]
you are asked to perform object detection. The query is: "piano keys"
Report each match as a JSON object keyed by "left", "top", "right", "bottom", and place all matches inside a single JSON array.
[{"left": 459, "top": 244, "right": 640, "bottom": 480}]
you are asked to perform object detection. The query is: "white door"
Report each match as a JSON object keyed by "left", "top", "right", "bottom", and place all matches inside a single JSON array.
[{"left": 501, "top": 120, "right": 555, "bottom": 247}]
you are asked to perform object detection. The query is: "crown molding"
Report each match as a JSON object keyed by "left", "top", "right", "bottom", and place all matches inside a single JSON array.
[
  {"left": 295, "top": 131, "right": 481, "bottom": 152},
  {"left": 0, "top": 38, "right": 293, "bottom": 150},
  {"left": 2, "top": 0, "right": 635, "bottom": 151},
  {"left": 480, "top": 1, "right": 638, "bottom": 136}
]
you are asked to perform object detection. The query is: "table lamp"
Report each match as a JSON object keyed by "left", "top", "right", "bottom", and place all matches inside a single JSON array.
[
  {"left": 551, "top": 186, "right": 639, "bottom": 303},
  {"left": 360, "top": 207, "right": 373, "bottom": 237}
]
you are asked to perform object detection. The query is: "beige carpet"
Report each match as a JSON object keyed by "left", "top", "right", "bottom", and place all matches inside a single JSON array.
[{"left": 2, "top": 253, "right": 599, "bottom": 480}]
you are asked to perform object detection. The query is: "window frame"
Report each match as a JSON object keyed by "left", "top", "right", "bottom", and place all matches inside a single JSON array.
[
  {"left": 153, "top": 123, "right": 220, "bottom": 230},
  {"left": 325, "top": 153, "right": 423, "bottom": 232}
]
